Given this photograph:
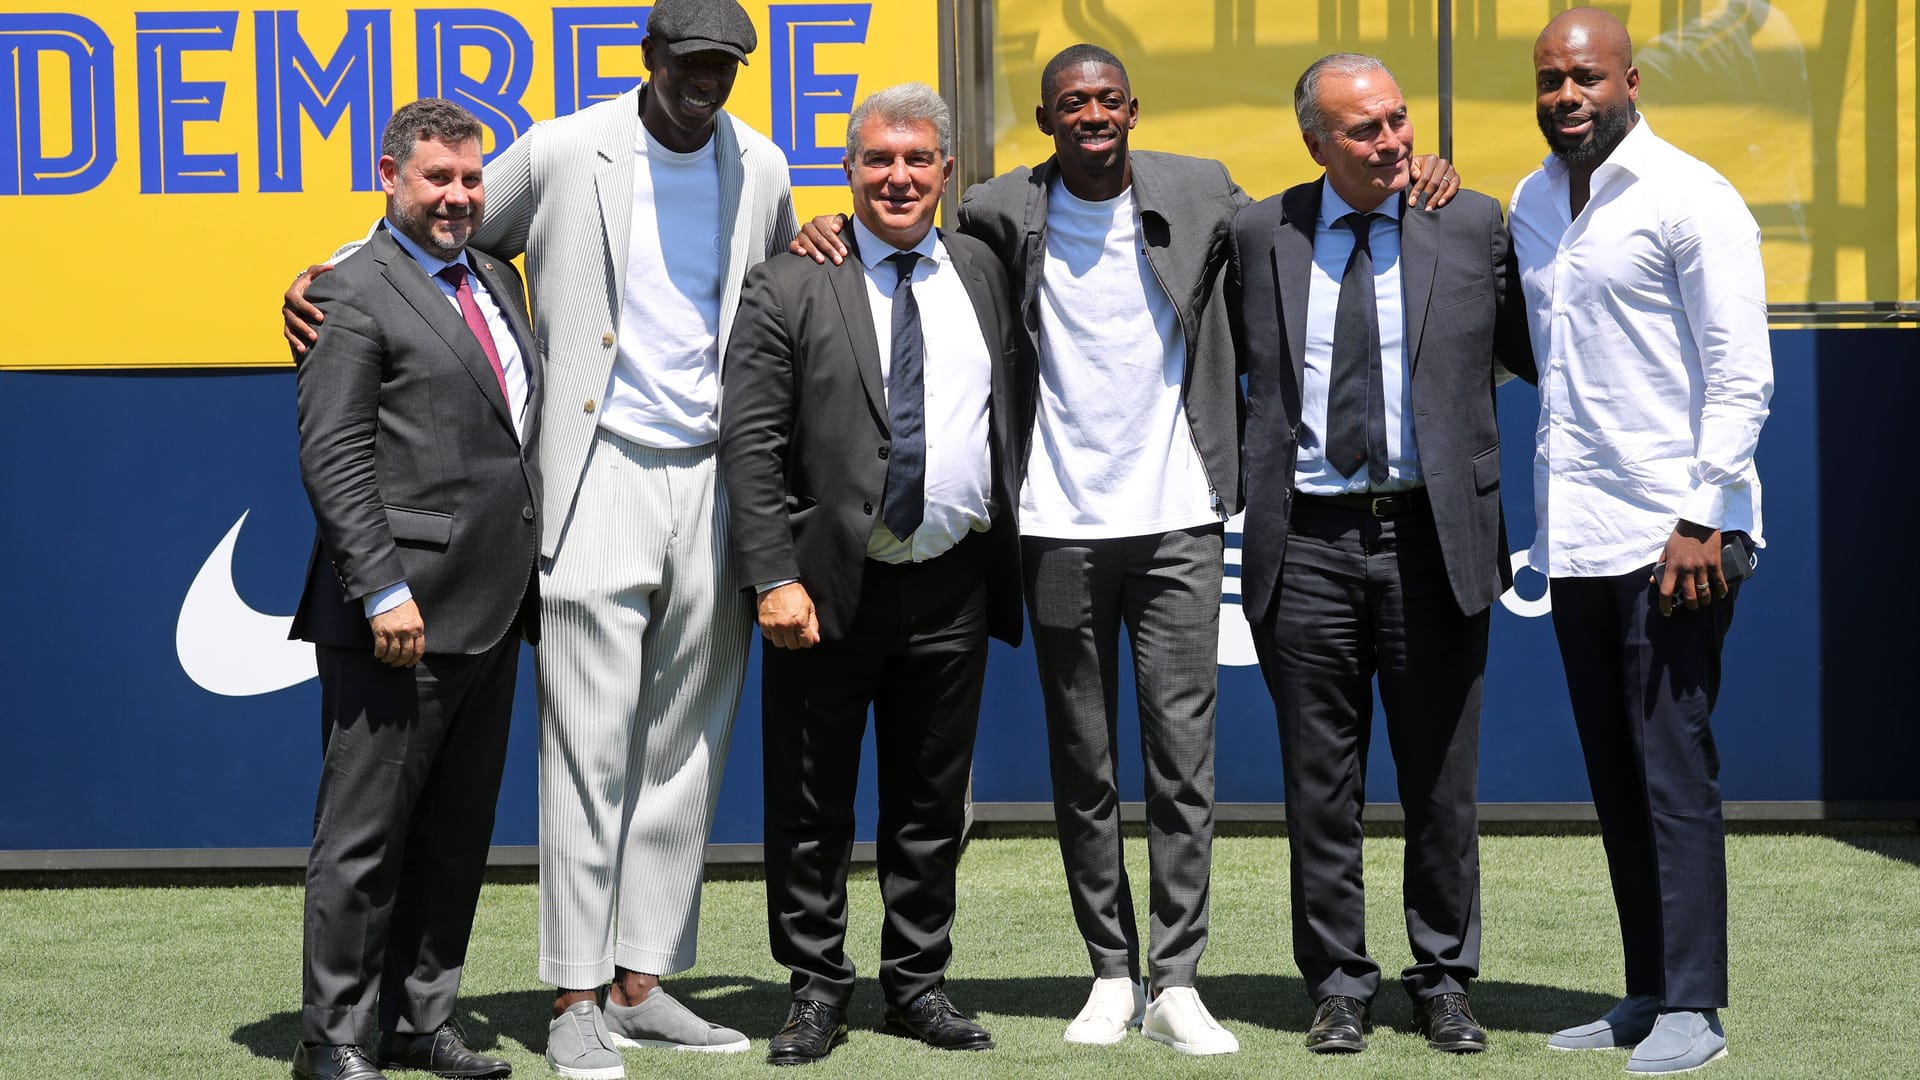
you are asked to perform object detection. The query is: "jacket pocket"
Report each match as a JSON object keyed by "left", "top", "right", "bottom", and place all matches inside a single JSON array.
[
  {"left": 385, "top": 505, "right": 454, "bottom": 547},
  {"left": 1431, "top": 280, "right": 1488, "bottom": 312},
  {"left": 1472, "top": 447, "right": 1501, "bottom": 494}
]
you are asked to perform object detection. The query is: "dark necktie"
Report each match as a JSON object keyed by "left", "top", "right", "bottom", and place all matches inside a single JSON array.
[
  {"left": 881, "top": 251, "right": 926, "bottom": 542},
  {"left": 1327, "top": 212, "right": 1390, "bottom": 487},
  {"left": 435, "top": 263, "right": 509, "bottom": 400}
]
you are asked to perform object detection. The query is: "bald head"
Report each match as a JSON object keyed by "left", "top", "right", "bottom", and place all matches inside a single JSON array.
[
  {"left": 1536, "top": 7, "right": 1633, "bottom": 69},
  {"left": 1533, "top": 6, "right": 1639, "bottom": 169}
]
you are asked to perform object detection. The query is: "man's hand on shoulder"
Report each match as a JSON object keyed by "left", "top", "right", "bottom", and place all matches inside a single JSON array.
[
  {"left": 370, "top": 599, "right": 426, "bottom": 667},
  {"left": 758, "top": 582, "right": 821, "bottom": 649},
  {"left": 1408, "top": 154, "right": 1461, "bottom": 211},
  {"left": 1652, "top": 520, "right": 1725, "bottom": 617},
  {"left": 283, "top": 263, "right": 336, "bottom": 357},
  {"left": 789, "top": 214, "right": 849, "bottom": 265}
]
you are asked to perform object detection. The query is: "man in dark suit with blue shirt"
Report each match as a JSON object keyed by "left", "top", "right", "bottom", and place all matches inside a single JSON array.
[
  {"left": 719, "top": 82, "right": 1026, "bottom": 1067},
  {"left": 290, "top": 98, "right": 541, "bottom": 1080},
  {"left": 1227, "top": 54, "right": 1532, "bottom": 1057}
]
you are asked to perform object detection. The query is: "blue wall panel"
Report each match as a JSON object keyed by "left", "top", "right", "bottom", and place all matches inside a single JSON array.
[{"left": 0, "top": 329, "right": 1902, "bottom": 854}]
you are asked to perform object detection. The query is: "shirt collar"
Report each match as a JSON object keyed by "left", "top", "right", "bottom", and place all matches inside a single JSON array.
[
  {"left": 850, "top": 215, "right": 941, "bottom": 272},
  {"left": 384, "top": 221, "right": 471, "bottom": 279},
  {"left": 1317, "top": 178, "right": 1405, "bottom": 229}
]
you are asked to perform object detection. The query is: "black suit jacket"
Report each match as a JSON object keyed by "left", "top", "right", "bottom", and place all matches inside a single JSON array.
[
  {"left": 720, "top": 230, "right": 1029, "bottom": 645},
  {"left": 291, "top": 228, "right": 544, "bottom": 655},
  {"left": 1228, "top": 182, "right": 1533, "bottom": 625}
]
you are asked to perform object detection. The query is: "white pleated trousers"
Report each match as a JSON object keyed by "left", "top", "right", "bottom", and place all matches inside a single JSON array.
[{"left": 536, "top": 430, "right": 753, "bottom": 989}]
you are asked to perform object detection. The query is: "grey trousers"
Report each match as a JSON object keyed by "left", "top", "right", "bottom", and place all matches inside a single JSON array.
[
  {"left": 1021, "top": 524, "right": 1223, "bottom": 987},
  {"left": 535, "top": 433, "right": 753, "bottom": 989}
]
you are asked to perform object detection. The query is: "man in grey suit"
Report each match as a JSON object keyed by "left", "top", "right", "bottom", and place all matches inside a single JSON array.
[
  {"left": 286, "top": 2, "right": 795, "bottom": 1073},
  {"left": 1227, "top": 54, "right": 1532, "bottom": 1057},
  {"left": 290, "top": 97, "right": 540, "bottom": 1080},
  {"left": 719, "top": 83, "right": 1026, "bottom": 1067}
]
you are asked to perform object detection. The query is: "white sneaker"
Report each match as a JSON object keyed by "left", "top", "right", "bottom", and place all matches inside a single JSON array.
[
  {"left": 1142, "top": 986, "right": 1240, "bottom": 1055},
  {"left": 1063, "top": 977, "right": 1146, "bottom": 1045}
]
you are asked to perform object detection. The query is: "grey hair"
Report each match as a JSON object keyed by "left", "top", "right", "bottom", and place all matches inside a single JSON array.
[
  {"left": 1294, "top": 53, "right": 1394, "bottom": 138},
  {"left": 381, "top": 97, "right": 483, "bottom": 168},
  {"left": 844, "top": 82, "right": 951, "bottom": 160}
]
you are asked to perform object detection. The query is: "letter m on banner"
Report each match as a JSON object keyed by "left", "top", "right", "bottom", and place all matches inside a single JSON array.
[
  {"left": 771, "top": 4, "right": 868, "bottom": 187},
  {"left": 0, "top": 14, "right": 117, "bottom": 196},
  {"left": 255, "top": 11, "right": 393, "bottom": 192}
]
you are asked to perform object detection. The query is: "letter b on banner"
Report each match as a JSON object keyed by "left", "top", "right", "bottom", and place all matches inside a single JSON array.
[
  {"left": 416, "top": 9, "right": 535, "bottom": 158},
  {"left": 0, "top": 14, "right": 118, "bottom": 196}
]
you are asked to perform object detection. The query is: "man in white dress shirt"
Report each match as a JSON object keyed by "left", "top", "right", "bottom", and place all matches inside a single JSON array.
[
  {"left": 719, "top": 83, "right": 1027, "bottom": 1067},
  {"left": 1508, "top": 9, "right": 1773, "bottom": 1075}
]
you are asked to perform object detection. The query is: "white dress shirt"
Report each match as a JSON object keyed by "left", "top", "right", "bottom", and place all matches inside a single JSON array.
[
  {"left": 367, "top": 225, "right": 531, "bottom": 616},
  {"left": 1298, "top": 180, "right": 1420, "bottom": 494},
  {"left": 850, "top": 216, "right": 994, "bottom": 564},
  {"left": 1021, "top": 177, "right": 1219, "bottom": 538},
  {"left": 1509, "top": 118, "right": 1772, "bottom": 578}
]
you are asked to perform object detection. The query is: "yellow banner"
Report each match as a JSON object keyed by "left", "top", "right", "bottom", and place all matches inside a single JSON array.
[
  {"left": 988, "top": 0, "right": 1918, "bottom": 311},
  {"left": 1, "top": 2, "right": 940, "bottom": 369}
]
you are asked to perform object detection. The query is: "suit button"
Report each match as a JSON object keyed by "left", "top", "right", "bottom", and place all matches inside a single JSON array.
[
  {"left": 522, "top": 506, "right": 535, "bottom": 521},
  {"left": 878, "top": 446, "right": 889, "bottom": 459},
  {"left": 863, "top": 502, "right": 874, "bottom": 515},
  {"left": 601, "top": 332, "right": 615, "bottom": 347},
  {"left": 584, "top": 398, "right": 596, "bottom": 413}
]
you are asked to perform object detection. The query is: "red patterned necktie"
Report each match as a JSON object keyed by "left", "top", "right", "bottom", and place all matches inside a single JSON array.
[{"left": 435, "top": 263, "right": 509, "bottom": 398}]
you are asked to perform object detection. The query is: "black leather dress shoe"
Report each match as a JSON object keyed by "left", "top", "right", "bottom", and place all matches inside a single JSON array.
[
  {"left": 767, "top": 1000, "right": 847, "bottom": 1066},
  {"left": 882, "top": 987, "right": 995, "bottom": 1051},
  {"left": 293, "top": 1042, "right": 388, "bottom": 1080},
  {"left": 378, "top": 1020, "right": 511, "bottom": 1077},
  {"left": 1305, "top": 996, "right": 1370, "bottom": 1054},
  {"left": 1414, "top": 992, "right": 1488, "bottom": 1053}
]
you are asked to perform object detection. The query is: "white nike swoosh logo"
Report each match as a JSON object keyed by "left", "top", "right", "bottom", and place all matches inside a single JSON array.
[{"left": 176, "top": 510, "right": 318, "bottom": 696}]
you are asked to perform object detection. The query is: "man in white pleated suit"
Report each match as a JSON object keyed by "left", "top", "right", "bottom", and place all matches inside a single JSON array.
[{"left": 284, "top": 2, "right": 796, "bottom": 1076}]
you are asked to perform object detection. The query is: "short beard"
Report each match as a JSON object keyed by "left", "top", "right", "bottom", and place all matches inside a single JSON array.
[
  {"left": 391, "top": 205, "right": 473, "bottom": 259},
  {"left": 1539, "top": 101, "right": 1636, "bottom": 164}
]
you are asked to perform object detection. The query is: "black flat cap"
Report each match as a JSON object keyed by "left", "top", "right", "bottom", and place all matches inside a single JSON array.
[{"left": 647, "top": 0, "right": 758, "bottom": 65}]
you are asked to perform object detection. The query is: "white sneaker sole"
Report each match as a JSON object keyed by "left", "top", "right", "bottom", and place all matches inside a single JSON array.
[
  {"left": 1627, "top": 1047, "right": 1729, "bottom": 1075},
  {"left": 609, "top": 1033, "right": 751, "bottom": 1053},
  {"left": 546, "top": 1058, "right": 625, "bottom": 1079},
  {"left": 1063, "top": 1020, "right": 1138, "bottom": 1046},
  {"left": 1142, "top": 1028, "right": 1240, "bottom": 1056}
]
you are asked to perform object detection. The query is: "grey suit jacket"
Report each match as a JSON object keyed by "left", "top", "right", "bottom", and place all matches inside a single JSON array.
[
  {"left": 1228, "top": 182, "right": 1534, "bottom": 625},
  {"left": 470, "top": 84, "right": 797, "bottom": 557},
  {"left": 719, "top": 231, "right": 1030, "bottom": 646},
  {"left": 956, "top": 150, "right": 1249, "bottom": 513},
  {"left": 292, "top": 228, "right": 544, "bottom": 655}
]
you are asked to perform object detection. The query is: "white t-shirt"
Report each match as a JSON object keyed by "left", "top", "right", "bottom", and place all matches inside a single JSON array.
[
  {"left": 599, "top": 125, "right": 726, "bottom": 448},
  {"left": 1020, "top": 178, "right": 1219, "bottom": 538}
]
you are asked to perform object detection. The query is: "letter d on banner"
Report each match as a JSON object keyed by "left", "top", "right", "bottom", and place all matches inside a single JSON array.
[{"left": 0, "top": 14, "right": 117, "bottom": 196}]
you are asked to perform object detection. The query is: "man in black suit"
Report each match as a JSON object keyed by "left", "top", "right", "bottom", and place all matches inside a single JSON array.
[
  {"left": 1226, "top": 55, "right": 1531, "bottom": 1056},
  {"left": 290, "top": 98, "right": 541, "bottom": 1080},
  {"left": 718, "top": 81, "right": 1026, "bottom": 1066}
]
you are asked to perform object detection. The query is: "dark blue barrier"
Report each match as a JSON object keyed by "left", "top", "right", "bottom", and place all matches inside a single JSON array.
[{"left": 0, "top": 329, "right": 1906, "bottom": 855}]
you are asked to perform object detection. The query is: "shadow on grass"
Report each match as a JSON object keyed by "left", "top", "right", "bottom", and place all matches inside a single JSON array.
[
  {"left": 947, "top": 973, "right": 1615, "bottom": 1037},
  {"left": 232, "top": 971, "right": 1614, "bottom": 1061},
  {"left": 231, "top": 977, "right": 795, "bottom": 1062},
  {"left": 1837, "top": 832, "right": 1920, "bottom": 869}
]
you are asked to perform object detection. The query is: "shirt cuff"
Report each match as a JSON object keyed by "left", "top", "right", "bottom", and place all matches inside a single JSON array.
[
  {"left": 755, "top": 578, "right": 800, "bottom": 595},
  {"left": 364, "top": 581, "right": 413, "bottom": 618},
  {"left": 1677, "top": 477, "right": 1730, "bottom": 530}
]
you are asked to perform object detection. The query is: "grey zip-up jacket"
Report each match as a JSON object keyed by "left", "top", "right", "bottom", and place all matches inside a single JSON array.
[{"left": 956, "top": 150, "right": 1251, "bottom": 515}]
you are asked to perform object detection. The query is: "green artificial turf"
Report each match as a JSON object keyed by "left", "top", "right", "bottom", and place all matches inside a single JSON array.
[{"left": 2, "top": 832, "right": 1916, "bottom": 1079}]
